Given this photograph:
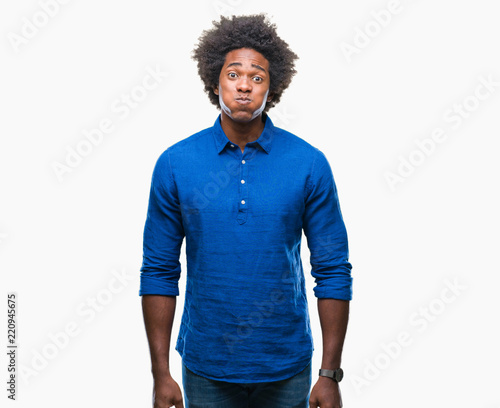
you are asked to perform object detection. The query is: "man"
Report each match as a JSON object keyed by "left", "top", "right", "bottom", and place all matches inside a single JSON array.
[{"left": 140, "top": 14, "right": 353, "bottom": 408}]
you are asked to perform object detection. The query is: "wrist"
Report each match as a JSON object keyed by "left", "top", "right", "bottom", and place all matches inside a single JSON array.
[{"left": 151, "top": 365, "right": 171, "bottom": 380}]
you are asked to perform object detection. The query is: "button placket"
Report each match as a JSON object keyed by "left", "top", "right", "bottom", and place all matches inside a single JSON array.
[{"left": 237, "top": 151, "right": 249, "bottom": 224}]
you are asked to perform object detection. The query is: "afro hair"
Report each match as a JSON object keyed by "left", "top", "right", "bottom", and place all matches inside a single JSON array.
[{"left": 192, "top": 13, "right": 299, "bottom": 112}]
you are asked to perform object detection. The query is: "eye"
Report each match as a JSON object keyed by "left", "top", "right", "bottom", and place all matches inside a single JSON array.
[
  {"left": 228, "top": 72, "right": 238, "bottom": 79},
  {"left": 253, "top": 76, "right": 263, "bottom": 82}
]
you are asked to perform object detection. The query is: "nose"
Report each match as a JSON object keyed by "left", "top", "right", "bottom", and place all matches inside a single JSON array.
[{"left": 237, "top": 76, "right": 252, "bottom": 93}]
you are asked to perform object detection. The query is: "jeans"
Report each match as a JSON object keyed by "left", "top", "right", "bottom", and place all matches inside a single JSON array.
[{"left": 182, "top": 360, "right": 312, "bottom": 408}]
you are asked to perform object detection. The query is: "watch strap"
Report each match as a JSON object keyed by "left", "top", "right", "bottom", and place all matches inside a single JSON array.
[{"left": 318, "top": 368, "right": 343, "bottom": 382}]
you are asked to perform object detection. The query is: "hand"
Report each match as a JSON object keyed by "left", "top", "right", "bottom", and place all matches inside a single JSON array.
[
  {"left": 153, "top": 375, "right": 184, "bottom": 408},
  {"left": 309, "top": 376, "right": 343, "bottom": 408}
]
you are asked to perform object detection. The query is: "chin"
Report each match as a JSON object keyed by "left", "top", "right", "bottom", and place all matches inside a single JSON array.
[{"left": 227, "top": 109, "right": 255, "bottom": 122}]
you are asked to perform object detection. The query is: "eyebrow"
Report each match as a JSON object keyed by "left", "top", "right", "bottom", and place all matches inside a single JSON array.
[{"left": 226, "top": 62, "right": 267, "bottom": 74}]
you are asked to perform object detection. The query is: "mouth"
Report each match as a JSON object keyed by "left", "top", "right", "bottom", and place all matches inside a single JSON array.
[{"left": 235, "top": 97, "right": 252, "bottom": 105}]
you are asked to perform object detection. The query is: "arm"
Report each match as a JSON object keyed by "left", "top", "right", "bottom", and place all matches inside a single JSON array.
[
  {"left": 309, "top": 299, "right": 349, "bottom": 408},
  {"left": 318, "top": 298, "right": 349, "bottom": 370},
  {"left": 302, "top": 149, "right": 352, "bottom": 408},
  {"left": 142, "top": 295, "right": 183, "bottom": 408},
  {"left": 140, "top": 149, "right": 185, "bottom": 408}
]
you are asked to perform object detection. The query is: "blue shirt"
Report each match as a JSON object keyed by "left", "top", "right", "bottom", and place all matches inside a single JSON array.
[{"left": 139, "top": 113, "right": 352, "bottom": 383}]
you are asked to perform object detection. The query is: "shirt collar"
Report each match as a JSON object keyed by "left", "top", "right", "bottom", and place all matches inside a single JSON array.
[{"left": 212, "top": 112, "right": 275, "bottom": 155}]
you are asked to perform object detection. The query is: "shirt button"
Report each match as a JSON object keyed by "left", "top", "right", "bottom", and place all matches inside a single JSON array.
[
  {"left": 242, "top": 160, "right": 246, "bottom": 164},
  {"left": 241, "top": 180, "right": 245, "bottom": 184},
  {"left": 241, "top": 200, "right": 245, "bottom": 204},
  {"left": 230, "top": 144, "right": 235, "bottom": 148}
]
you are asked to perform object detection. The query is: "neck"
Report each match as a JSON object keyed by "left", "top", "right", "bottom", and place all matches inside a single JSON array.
[{"left": 219, "top": 112, "right": 266, "bottom": 151}]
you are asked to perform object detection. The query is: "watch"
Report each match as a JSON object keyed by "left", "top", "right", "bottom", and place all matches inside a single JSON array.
[{"left": 318, "top": 368, "right": 344, "bottom": 382}]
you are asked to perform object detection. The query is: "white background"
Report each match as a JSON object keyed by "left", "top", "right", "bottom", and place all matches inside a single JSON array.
[{"left": 1, "top": 0, "right": 499, "bottom": 407}]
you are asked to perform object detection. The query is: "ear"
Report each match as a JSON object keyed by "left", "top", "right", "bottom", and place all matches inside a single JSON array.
[
  {"left": 213, "top": 85, "right": 219, "bottom": 96},
  {"left": 267, "top": 92, "right": 274, "bottom": 102}
]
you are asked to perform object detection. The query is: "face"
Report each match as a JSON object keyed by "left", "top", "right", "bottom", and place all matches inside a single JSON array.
[{"left": 214, "top": 48, "right": 273, "bottom": 123}]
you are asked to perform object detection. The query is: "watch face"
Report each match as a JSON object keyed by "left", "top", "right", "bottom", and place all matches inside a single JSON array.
[{"left": 335, "top": 368, "right": 344, "bottom": 382}]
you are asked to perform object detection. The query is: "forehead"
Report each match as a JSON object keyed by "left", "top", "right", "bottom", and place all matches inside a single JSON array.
[{"left": 222, "top": 48, "right": 269, "bottom": 69}]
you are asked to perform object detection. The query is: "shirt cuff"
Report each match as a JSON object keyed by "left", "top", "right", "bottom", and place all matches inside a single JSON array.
[{"left": 139, "top": 275, "right": 180, "bottom": 296}]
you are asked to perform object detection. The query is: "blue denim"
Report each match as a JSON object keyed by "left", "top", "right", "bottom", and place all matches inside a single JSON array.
[{"left": 182, "top": 359, "right": 312, "bottom": 408}]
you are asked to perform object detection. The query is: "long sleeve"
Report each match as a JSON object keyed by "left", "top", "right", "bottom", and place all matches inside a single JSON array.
[
  {"left": 139, "top": 149, "right": 185, "bottom": 296},
  {"left": 302, "top": 149, "right": 353, "bottom": 300}
]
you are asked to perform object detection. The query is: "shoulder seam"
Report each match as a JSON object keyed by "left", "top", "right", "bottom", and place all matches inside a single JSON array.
[
  {"left": 165, "top": 148, "right": 179, "bottom": 196},
  {"left": 305, "top": 147, "right": 320, "bottom": 201}
]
